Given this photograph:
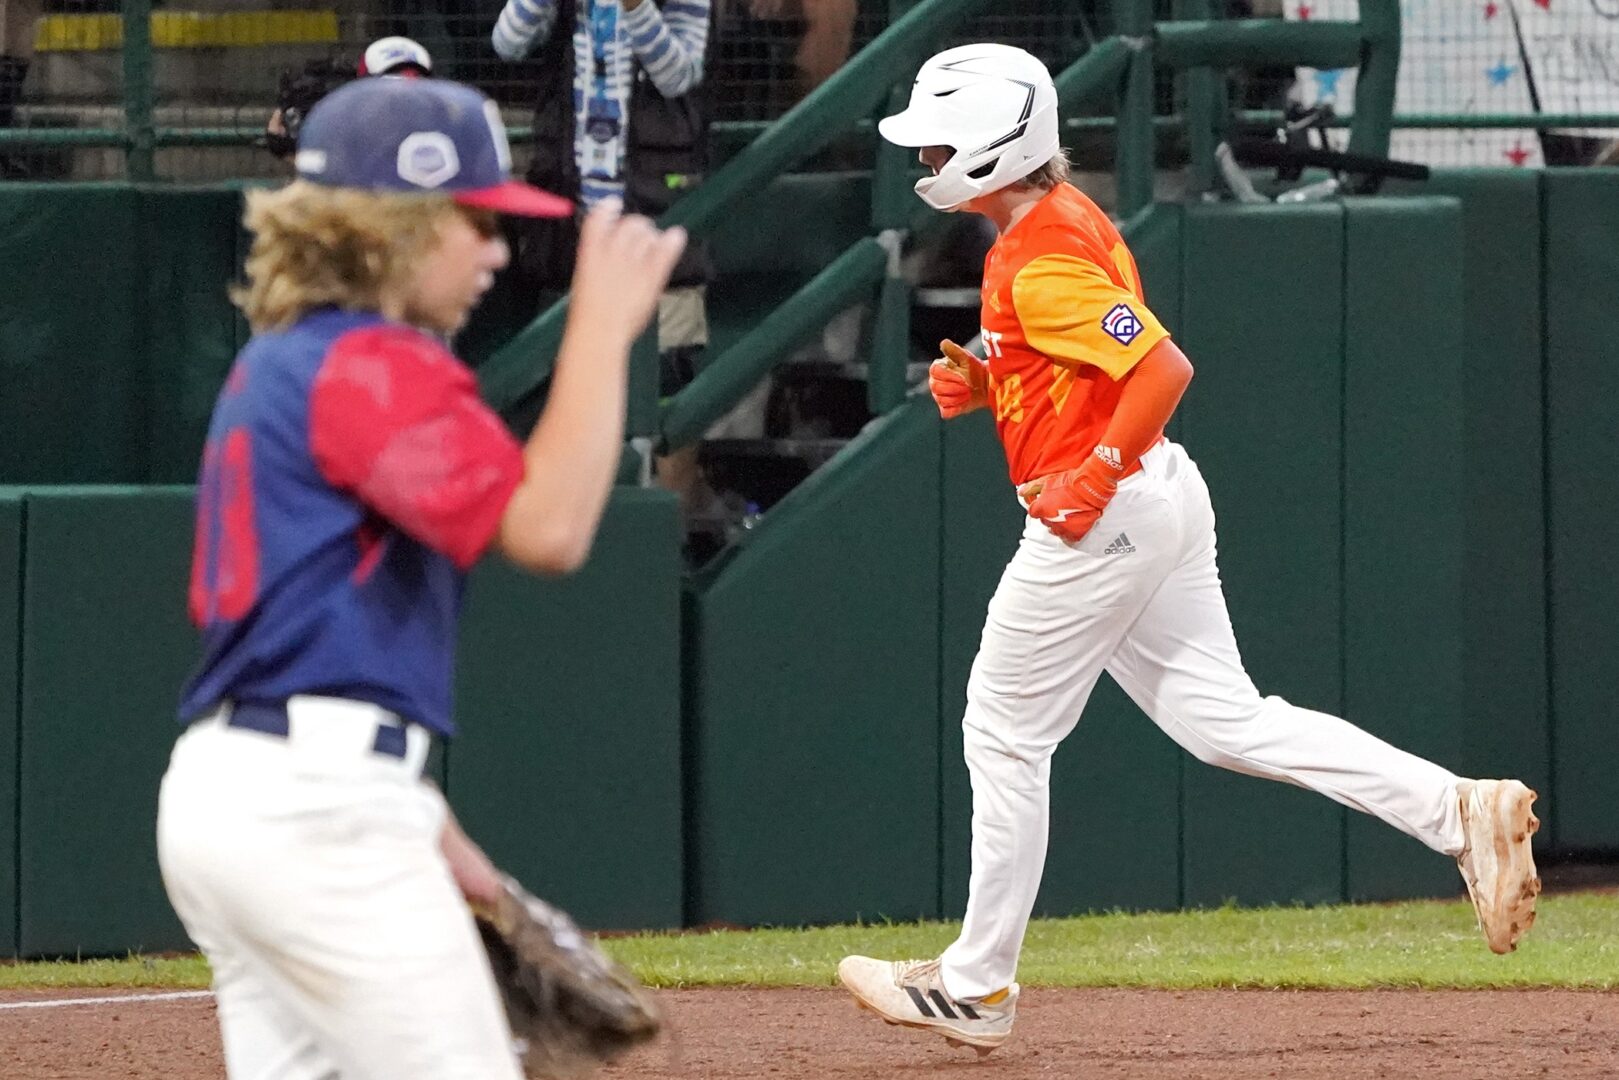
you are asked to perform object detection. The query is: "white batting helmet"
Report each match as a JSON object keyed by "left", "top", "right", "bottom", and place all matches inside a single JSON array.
[{"left": 878, "top": 44, "right": 1060, "bottom": 211}]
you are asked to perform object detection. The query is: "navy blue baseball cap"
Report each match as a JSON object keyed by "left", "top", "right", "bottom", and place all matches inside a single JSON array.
[{"left": 295, "top": 77, "right": 571, "bottom": 218}]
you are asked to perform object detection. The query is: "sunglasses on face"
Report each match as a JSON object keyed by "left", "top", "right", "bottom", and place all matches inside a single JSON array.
[{"left": 456, "top": 205, "right": 502, "bottom": 239}]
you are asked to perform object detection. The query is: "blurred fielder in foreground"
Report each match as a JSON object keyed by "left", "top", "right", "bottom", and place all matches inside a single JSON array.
[
  {"left": 157, "top": 76, "right": 682, "bottom": 1078},
  {"left": 838, "top": 43, "right": 1541, "bottom": 1056}
]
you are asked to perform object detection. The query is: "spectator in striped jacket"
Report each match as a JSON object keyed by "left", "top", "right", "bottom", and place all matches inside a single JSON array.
[
  {"left": 491, "top": 0, "right": 718, "bottom": 519},
  {"left": 493, "top": 0, "right": 709, "bottom": 209}
]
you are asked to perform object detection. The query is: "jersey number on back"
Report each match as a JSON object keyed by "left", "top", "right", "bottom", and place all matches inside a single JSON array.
[{"left": 188, "top": 428, "right": 262, "bottom": 625}]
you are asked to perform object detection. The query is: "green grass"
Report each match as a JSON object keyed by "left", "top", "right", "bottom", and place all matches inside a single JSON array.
[
  {"left": 0, "top": 954, "right": 211, "bottom": 990},
  {"left": 607, "top": 894, "right": 1619, "bottom": 990},
  {"left": 3, "top": 895, "right": 1616, "bottom": 993}
]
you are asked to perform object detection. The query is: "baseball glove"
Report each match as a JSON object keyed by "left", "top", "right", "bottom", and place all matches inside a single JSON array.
[{"left": 474, "top": 874, "right": 662, "bottom": 1079}]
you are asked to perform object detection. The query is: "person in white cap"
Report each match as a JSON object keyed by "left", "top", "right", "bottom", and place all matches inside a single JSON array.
[
  {"left": 836, "top": 42, "right": 1542, "bottom": 1056},
  {"left": 358, "top": 34, "right": 434, "bottom": 78}
]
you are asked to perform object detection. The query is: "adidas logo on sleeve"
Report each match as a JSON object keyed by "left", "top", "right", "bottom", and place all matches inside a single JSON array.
[{"left": 1102, "top": 533, "right": 1136, "bottom": 555}]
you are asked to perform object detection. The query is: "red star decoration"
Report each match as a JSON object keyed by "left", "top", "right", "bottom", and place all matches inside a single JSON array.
[
  {"left": 1484, "top": 1, "right": 1499, "bottom": 17},
  {"left": 1534, "top": 0, "right": 1551, "bottom": 8},
  {"left": 1506, "top": 143, "right": 1531, "bottom": 166},
  {"left": 1297, "top": 4, "right": 1313, "bottom": 18}
]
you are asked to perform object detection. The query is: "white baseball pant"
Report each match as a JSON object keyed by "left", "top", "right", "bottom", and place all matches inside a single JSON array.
[
  {"left": 939, "top": 440, "right": 1467, "bottom": 1000},
  {"left": 156, "top": 697, "right": 523, "bottom": 1080}
]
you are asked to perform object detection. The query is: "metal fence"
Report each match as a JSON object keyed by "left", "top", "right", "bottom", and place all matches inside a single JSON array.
[
  {"left": 1283, "top": 0, "right": 1619, "bottom": 166},
  {"left": 0, "top": 0, "right": 1097, "bottom": 182},
  {"left": 4, "top": 0, "right": 1617, "bottom": 183}
]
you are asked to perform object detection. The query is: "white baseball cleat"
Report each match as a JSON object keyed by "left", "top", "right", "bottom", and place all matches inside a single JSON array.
[
  {"left": 1455, "top": 779, "right": 1542, "bottom": 954},
  {"left": 837, "top": 955, "right": 1016, "bottom": 1054}
]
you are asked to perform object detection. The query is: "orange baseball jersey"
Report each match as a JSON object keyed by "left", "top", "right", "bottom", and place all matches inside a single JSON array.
[{"left": 979, "top": 183, "right": 1171, "bottom": 486}]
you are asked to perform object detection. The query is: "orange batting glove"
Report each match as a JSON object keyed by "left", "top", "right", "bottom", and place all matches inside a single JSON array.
[
  {"left": 928, "top": 339, "right": 988, "bottom": 420},
  {"left": 1017, "top": 446, "right": 1125, "bottom": 544}
]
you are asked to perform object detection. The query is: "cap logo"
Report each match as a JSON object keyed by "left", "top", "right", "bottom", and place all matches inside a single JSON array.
[
  {"left": 483, "top": 100, "right": 513, "bottom": 173},
  {"left": 294, "top": 148, "right": 328, "bottom": 175},
  {"left": 397, "top": 131, "right": 460, "bottom": 189}
]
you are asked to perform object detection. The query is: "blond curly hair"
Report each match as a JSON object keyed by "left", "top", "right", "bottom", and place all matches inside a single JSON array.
[
  {"left": 1013, "top": 148, "right": 1073, "bottom": 192},
  {"left": 232, "top": 181, "right": 463, "bottom": 333}
]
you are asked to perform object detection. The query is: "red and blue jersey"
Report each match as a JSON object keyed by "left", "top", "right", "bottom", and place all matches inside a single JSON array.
[{"left": 179, "top": 308, "right": 525, "bottom": 736}]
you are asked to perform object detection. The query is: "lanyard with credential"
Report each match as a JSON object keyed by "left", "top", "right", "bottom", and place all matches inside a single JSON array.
[{"left": 581, "top": 0, "right": 624, "bottom": 182}]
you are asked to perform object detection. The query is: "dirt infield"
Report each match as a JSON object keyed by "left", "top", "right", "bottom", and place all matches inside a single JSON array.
[{"left": 3, "top": 986, "right": 1617, "bottom": 1079}]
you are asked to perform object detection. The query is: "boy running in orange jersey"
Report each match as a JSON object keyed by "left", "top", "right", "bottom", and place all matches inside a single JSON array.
[{"left": 836, "top": 43, "right": 1542, "bottom": 1055}]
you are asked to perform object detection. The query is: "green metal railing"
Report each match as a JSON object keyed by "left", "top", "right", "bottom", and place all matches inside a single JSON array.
[
  {"left": 1239, "top": 111, "right": 1619, "bottom": 131},
  {"left": 123, "top": 0, "right": 154, "bottom": 179}
]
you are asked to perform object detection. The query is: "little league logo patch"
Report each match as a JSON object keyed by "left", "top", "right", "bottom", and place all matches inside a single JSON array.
[
  {"left": 397, "top": 131, "right": 460, "bottom": 189},
  {"left": 1101, "top": 303, "right": 1144, "bottom": 346}
]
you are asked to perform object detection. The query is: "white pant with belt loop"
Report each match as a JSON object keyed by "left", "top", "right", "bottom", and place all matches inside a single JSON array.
[
  {"left": 156, "top": 696, "right": 523, "bottom": 1080},
  {"left": 939, "top": 440, "right": 1466, "bottom": 1000}
]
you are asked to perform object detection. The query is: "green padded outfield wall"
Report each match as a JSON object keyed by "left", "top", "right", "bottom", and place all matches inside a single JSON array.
[
  {"left": 2, "top": 181, "right": 1608, "bottom": 946},
  {"left": 1435, "top": 171, "right": 1552, "bottom": 799},
  {"left": 685, "top": 403, "right": 944, "bottom": 927},
  {"left": 1176, "top": 203, "right": 1347, "bottom": 907},
  {"left": 0, "top": 186, "right": 246, "bottom": 486},
  {"left": 2, "top": 486, "right": 681, "bottom": 956},
  {"left": 16, "top": 488, "right": 197, "bottom": 956},
  {"left": 1341, "top": 198, "right": 1468, "bottom": 900},
  {"left": 0, "top": 188, "right": 144, "bottom": 484},
  {"left": 939, "top": 409, "right": 1010, "bottom": 919},
  {"left": 1544, "top": 169, "right": 1619, "bottom": 849},
  {"left": 0, "top": 495, "right": 20, "bottom": 955},
  {"left": 450, "top": 488, "right": 685, "bottom": 931},
  {"left": 937, "top": 412, "right": 1023, "bottom": 919},
  {"left": 1131, "top": 201, "right": 1185, "bottom": 340},
  {"left": 1393, "top": 171, "right": 1551, "bottom": 812},
  {"left": 138, "top": 189, "right": 249, "bottom": 484}
]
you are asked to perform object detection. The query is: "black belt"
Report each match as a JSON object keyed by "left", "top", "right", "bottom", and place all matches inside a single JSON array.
[{"left": 219, "top": 700, "right": 410, "bottom": 760}]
